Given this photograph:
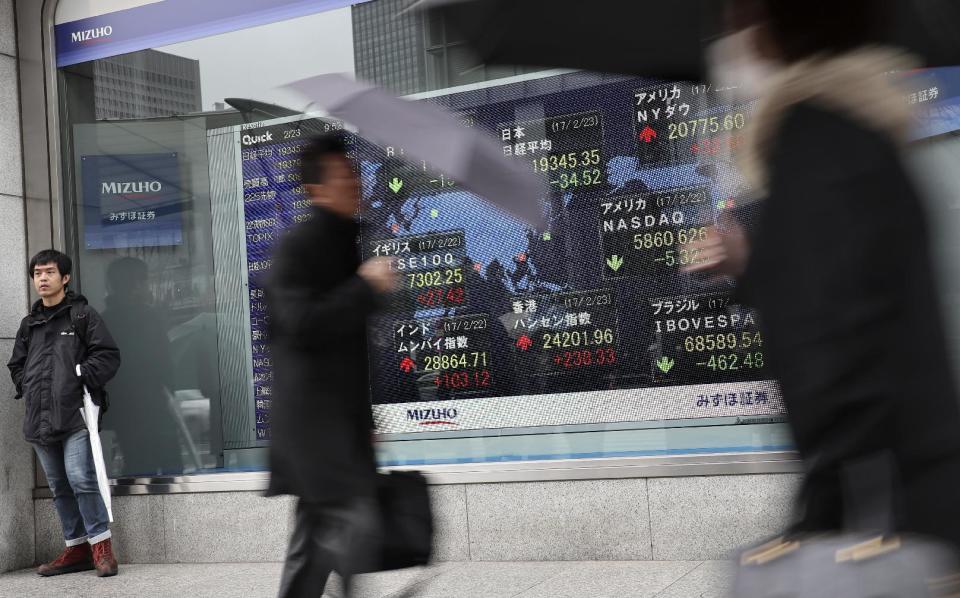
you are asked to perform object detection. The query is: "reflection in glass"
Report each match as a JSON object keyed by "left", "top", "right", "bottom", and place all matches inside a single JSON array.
[{"left": 101, "top": 257, "right": 183, "bottom": 476}]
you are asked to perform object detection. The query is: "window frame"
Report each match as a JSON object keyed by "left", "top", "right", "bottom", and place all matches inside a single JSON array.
[{"left": 20, "top": 0, "right": 802, "bottom": 490}]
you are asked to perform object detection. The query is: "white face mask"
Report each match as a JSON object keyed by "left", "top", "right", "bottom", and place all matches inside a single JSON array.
[{"left": 706, "top": 26, "right": 777, "bottom": 104}]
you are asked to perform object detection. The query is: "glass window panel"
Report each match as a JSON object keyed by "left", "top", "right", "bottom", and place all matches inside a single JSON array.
[{"left": 55, "top": 0, "right": 794, "bottom": 478}]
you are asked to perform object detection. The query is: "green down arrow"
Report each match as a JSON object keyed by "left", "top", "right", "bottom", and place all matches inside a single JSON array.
[
  {"left": 657, "top": 356, "right": 675, "bottom": 374},
  {"left": 606, "top": 255, "right": 624, "bottom": 272}
]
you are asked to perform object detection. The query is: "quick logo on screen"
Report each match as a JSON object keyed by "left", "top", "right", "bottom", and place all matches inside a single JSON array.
[
  {"left": 406, "top": 408, "right": 459, "bottom": 427},
  {"left": 242, "top": 132, "right": 274, "bottom": 146},
  {"left": 101, "top": 181, "right": 164, "bottom": 198},
  {"left": 71, "top": 26, "right": 113, "bottom": 45}
]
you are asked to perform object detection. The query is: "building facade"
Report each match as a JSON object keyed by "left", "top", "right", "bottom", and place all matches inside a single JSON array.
[
  {"left": 352, "top": 0, "right": 538, "bottom": 95},
  {"left": 8, "top": 0, "right": 958, "bottom": 572},
  {"left": 93, "top": 49, "right": 201, "bottom": 120},
  {"left": 0, "top": 0, "right": 35, "bottom": 574},
  {"left": 352, "top": 0, "right": 427, "bottom": 96}
]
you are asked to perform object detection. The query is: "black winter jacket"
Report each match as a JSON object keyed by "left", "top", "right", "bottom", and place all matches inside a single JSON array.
[{"left": 7, "top": 292, "right": 121, "bottom": 445}]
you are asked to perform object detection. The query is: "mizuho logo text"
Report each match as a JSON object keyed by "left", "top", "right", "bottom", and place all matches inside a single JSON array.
[
  {"left": 242, "top": 131, "right": 273, "bottom": 146},
  {"left": 406, "top": 408, "right": 459, "bottom": 427},
  {"left": 71, "top": 25, "right": 113, "bottom": 44},
  {"left": 102, "top": 181, "right": 163, "bottom": 195}
]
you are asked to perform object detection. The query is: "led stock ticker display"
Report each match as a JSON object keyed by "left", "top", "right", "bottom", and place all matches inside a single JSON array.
[
  {"left": 634, "top": 83, "right": 749, "bottom": 165},
  {"left": 649, "top": 293, "right": 765, "bottom": 383},
  {"left": 510, "top": 289, "right": 620, "bottom": 376},
  {"left": 372, "top": 231, "right": 468, "bottom": 310},
  {"left": 237, "top": 74, "right": 782, "bottom": 438},
  {"left": 237, "top": 117, "right": 347, "bottom": 440},
  {"left": 502, "top": 110, "right": 607, "bottom": 196},
  {"left": 600, "top": 187, "right": 712, "bottom": 278},
  {"left": 395, "top": 314, "right": 494, "bottom": 394},
  {"left": 362, "top": 74, "right": 780, "bottom": 435}
]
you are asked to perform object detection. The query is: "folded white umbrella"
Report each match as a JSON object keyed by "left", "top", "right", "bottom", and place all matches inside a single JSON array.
[
  {"left": 76, "top": 365, "right": 113, "bottom": 523},
  {"left": 281, "top": 73, "right": 547, "bottom": 228}
]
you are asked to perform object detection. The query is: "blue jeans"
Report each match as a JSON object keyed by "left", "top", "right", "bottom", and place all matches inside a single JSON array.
[{"left": 33, "top": 429, "right": 111, "bottom": 546}]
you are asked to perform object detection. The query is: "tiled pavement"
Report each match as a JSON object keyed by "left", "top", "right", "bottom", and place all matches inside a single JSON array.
[{"left": 0, "top": 560, "right": 734, "bottom": 598}]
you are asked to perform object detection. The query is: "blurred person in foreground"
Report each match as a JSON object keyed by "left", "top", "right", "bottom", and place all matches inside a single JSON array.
[
  {"left": 7, "top": 250, "right": 121, "bottom": 576},
  {"left": 687, "top": 0, "right": 960, "bottom": 545},
  {"left": 266, "top": 133, "right": 397, "bottom": 598}
]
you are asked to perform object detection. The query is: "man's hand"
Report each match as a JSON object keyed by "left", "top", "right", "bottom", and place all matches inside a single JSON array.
[
  {"left": 682, "top": 216, "right": 750, "bottom": 278},
  {"left": 358, "top": 257, "right": 398, "bottom": 294}
]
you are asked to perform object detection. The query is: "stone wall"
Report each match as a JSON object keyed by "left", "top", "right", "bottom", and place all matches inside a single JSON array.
[
  {"left": 35, "top": 476, "right": 800, "bottom": 564},
  {"left": 0, "top": 0, "right": 35, "bottom": 573}
]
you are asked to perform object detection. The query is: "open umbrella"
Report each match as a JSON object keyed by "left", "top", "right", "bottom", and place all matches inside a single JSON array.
[
  {"left": 281, "top": 73, "right": 546, "bottom": 228},
  {"left": 415, "top": 0, "right": 723, "bottom": 81},
  {"left": 417, "top": 0, "right": 960, "bottom": 81},
  {"left": 76, "top": 365, "right": 113, "bottom": 523}
]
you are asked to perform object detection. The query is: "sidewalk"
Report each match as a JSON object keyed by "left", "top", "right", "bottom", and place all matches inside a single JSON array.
[{"left": 0, "top": 560, "right": 733, "bottom": 598}]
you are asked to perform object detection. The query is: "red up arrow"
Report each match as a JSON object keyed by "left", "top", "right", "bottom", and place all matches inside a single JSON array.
[{"left": 639, "top": 125, "right": 658, "bottom": 143}]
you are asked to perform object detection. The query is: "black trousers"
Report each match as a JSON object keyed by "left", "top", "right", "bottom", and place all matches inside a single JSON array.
[{"left": 277, "top": 498, "right": 381, "bottom": 598}]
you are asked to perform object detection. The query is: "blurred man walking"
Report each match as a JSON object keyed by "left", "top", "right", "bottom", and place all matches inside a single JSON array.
[{"left": 266, "top": 133, "right": 396, "bottom": 598}]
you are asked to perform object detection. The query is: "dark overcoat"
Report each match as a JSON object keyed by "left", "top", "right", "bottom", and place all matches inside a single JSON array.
[
  {"left": 742, "top": 100, "right": 960, "bottom": 546},
  {"left": 266, "top": 206, "right": 380, "bottom": 504}
]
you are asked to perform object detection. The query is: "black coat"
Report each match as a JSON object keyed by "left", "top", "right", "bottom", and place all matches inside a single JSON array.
[
  {"left": 7, "top": 292, "right": 121, "bottom": 445},
  {"left": 265, "top": 206, "right": 380, "bottom": 504},
  {"left": 742, "top": 103, "right": 960, "bottom": 545}
]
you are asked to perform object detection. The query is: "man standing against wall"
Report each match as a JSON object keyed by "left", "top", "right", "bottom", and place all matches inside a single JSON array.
[
  {"left": 266, "top": 133, "right": 396, "bottom": 598},
  {"left": 7, "top": 250, "right": 122, "bottom": 577}
]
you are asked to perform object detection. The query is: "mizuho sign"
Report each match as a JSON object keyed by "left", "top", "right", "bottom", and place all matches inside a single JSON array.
[
  {"left": 71, "top": 26, "right": 114, "bottom": 43},
  {"left": 101, "top": 181, "right": 162, "bottom": 194}
]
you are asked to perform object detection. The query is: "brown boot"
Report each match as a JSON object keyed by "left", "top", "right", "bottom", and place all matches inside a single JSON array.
[
  {"left": 91, "top": 538, "right": 119, "bottom": 577},
  {"left": 37, "top": 543, "right": 94, "bottom": 576}
]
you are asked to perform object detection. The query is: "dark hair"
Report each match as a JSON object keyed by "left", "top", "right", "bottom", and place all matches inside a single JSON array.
[
  {"left": 28, "top": 249, "right": 72, "bottom": 281},
  {"left": 300, "top": 132, "right": 351, "bottom": 186},
  {"left": 760, "top": 0, "right": 881, "bottom": 63}
]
